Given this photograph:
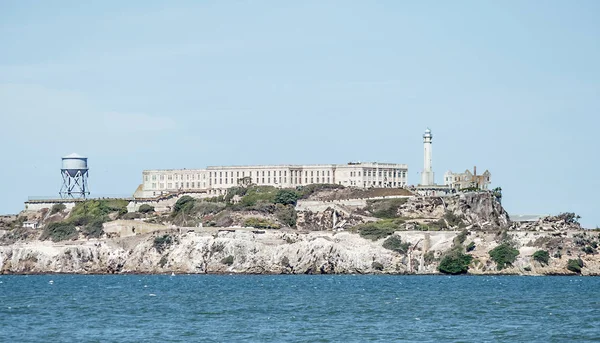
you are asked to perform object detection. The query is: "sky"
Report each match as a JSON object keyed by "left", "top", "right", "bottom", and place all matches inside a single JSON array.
[{"left": 1, "top": 1, "right": 599, "bottom": 227}]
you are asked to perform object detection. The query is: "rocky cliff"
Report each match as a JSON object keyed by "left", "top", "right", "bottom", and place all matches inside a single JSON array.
[
  {"left": 1, "top": 192, "right": 596, "bottom": 275},
  {"left": 1, "top": 227, "right": 599, "bottom": 275}
]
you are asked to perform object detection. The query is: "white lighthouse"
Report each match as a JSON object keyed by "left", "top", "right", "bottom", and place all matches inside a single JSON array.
[{"left": 421, "top": 128, "right": 434, "bottom": 186}]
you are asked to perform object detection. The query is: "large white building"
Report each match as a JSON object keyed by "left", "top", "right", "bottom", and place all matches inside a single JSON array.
[{"left": 135, "top": 162, "right": 408, "bottom": 198}]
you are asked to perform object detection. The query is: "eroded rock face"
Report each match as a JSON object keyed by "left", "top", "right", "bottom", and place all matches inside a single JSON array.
[
  {"left": 1, "top": 228, "right": 599, "bottom": 276},
  {"left": 0, "top": 231, "right": 405, "bottom": 275}
]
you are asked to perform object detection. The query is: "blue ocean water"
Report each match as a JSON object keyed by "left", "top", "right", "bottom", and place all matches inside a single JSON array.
[{"left": 0, "top": 275, "right": 598, "bottom": 342}]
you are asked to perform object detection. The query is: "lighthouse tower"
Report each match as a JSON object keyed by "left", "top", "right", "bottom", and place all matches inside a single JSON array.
[{"left": 421, "top": 128, "right": 434, "bottom": 186}]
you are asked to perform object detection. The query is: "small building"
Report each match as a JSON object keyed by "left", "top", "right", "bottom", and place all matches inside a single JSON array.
[
  {"left": 444, "top": 166, "right": 491, "bottom": 190},
  {"left": 22, "top": 221, "right": 40, "bottom": 229}
]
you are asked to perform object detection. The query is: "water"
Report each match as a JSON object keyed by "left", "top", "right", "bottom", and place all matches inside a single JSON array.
[{"left": 0, "top": 275, "right": 598, "bottom": 342}]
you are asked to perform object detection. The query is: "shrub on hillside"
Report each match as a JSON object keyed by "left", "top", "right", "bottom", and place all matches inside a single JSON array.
[
  {"left": 82, "top": 218, "right": 104, "bottom": 238},
  {"left": 532, "top": 250, "right": 550, "bottom": 265},
  {"left": 352, "top": 219, "right": 406, "bottom": 240},
  {"left": 354, "top": 220, "right": 398, "bottom": 241},
  {"left": 297, "top": 184, "right": 344, "bottom": 199},
  {"left": 438, "top": 250, "right": 473, "bottom": 275},
  {"left": 173, "top": 196, "right": 196, "bottom": 214},
  {"left": 194, "top": 202, "right": 226, "bottom": 217},
  {"left": 138, "top": 204, "right": 155, "bottom": 213},
  {"left": 50, "top": 203, "right": 66, "bottom": 215},
  {"left": 243, "top": 217, "right": 280, "bottom": 229},
  {"left": 466, "top": 241, "right": 476, "bottom": 252},
  {"left": 382, "top": 235, "right": 410, "bottom": 254},
  {"left": 221, "top": 255, "right": 234, "bottom": 266},
  {"left": 40, "top": 222, "right": 78, "bottom": 242},
  {"left": 274, "top": 189, "right": 300, "bottom": 206},
  {"left": 489, "top": 243, "right": 520, "bottom": 270},
  {"left": 366, "top": 198, "right": 408, "bottom": 219},
  {"left": 567, "top": 258, "right": 584, "bottom": 273},
  {"left": 275, "top": 204, "right": 297, "bottom": 228},
  {"left": 153, "top": 235, "right": 173, "bottom": 253}
]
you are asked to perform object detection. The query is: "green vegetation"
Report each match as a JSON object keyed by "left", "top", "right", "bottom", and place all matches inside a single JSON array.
[
  {"left": 275, "top": 204, "right": 297, "bottom": 228},
  {"left": 138, "top": 204, "right": 155, "bottom": 213},
  {"left": 532, "top": 250, "right": 550, "bottom": 265},
  {"left": 424, "top": 250, "right": 436, "bottom": 264},
  {"left": 382, "top": 235, "right": 410, "bottom": 254},
  {"left": 444, "top": 211, "right": 465, "bottom": 228},
  {"left": 557, "top": 212, "right": 581, "bottom": 224},
  {"left": 567, "top": 258, "right": 584, "bottom": 273},
  {"left": 232, "top": 186, "right": 278, "bottom": 212},
  {"left": 50, "top": 203, "right": 66, "bottom": 215},
  {"left": 40, "top": 222, "right": 77, "bottom": 242},
  {"left": 221, "top": 255, "right": 234, "bottom": 266},
  {"left": 243, "top": 217, "right": 281, "bottom": 229},
  {"left": 153, "top": 235, "right": 173, "bottom": 253},
  {"left": 489, "top": 243, "right": 520, "bottom": 270},
  {"left": 492, "top": 187, "right": 502, "bottom": 202},
  {"left": 454, "top": 229, "right": 468, "bottom": 246},
  {"left": 353, "top": 219, "right": 404, "bottom": 240},
  {"left": 173, "top": 196, "right": 196, "bottom": 215},
  {"left": 41, "top": 199, "right": 130, "bottom": 240},
  {"left": 582, "top": 246, "right": 595, "bottom": 254},
  {"left": 438, "top": 250, "right": 473, "bottom": 275},
  {"left": 274, "top": 189, "right": 300, "bottom": 206},
  {"left": 82, "top": 218, "right": 104, "bottom": 238},
  {"left": 296, "top": 184, "right": 344, "bottom": 199},
  {"left": 158, "top": 256, "right": 168, "bottom": 268},
  {"left": 365, "top": 198, "right": 408, "bottom": 219},
  {"left": 466, "top": 241, "right": 476, "bottom": 252}
]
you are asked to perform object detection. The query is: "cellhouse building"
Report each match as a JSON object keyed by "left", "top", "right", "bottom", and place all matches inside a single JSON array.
[{"left": 134, "top": 162, "right": 409, "bottom": 198}]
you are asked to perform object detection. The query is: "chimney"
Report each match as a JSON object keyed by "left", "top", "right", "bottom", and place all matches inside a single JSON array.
[{"left": 474, "top": 166, "right": 477, "bottom": 176}]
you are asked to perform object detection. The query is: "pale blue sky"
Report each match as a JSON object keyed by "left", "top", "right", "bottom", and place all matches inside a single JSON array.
[{"left": 1, "top": 1, "right": 598, "bottom": 227}]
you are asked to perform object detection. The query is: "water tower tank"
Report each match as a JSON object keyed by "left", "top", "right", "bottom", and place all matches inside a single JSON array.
[{"left": 62, "top": 153, "right": 88, "bottom": 177}]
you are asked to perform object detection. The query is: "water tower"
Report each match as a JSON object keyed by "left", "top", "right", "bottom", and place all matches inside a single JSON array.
[{"left": 59, "top": 153, "right": 90, "bottom": 199}]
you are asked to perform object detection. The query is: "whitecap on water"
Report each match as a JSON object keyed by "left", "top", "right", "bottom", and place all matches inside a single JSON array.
[{"left": 149, "top": 294, "right": 156, "bottom": 297}]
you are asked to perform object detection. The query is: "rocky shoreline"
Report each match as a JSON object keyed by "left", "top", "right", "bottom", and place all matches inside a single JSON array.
[
  {"left": 2, "top": 228, "right": 599, "bottom": 276},
  {"left": 1, "top": 190, "right": 598, "bottom": 276}
]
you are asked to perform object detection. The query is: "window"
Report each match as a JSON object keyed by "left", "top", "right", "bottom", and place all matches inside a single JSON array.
[
  {"left": 311, "top": 171, "right": 313, "bottom": 176},
  {"left": 316, "top": 171, "right": 319, "bottom": 176},
  {"left": 279, "top": 171, "right": 281, "bottom": 176},
  {"left": 268, "top": 178, "right": 270, "bottom": 183},
  {"left": 231, "top": 178, "right": 233, "bottom": 184},
  {"left": 220, "top": 172, "right": 222, "bottom": 177},
  {"left": 225, "top": 178, "right": 228, "bottom": 184},
  {"left": 305, "top": 178, "right": 308, "bottom": 183},
  {"left": 219, "top": 178, "right": 222, "bottom": 184},
  {"left": 262, "top": 178, "right": 265, "bottom": 183},
  {"left": 145, "top": 175, "right": 148, "bottom": 181},
  {"left": 152, "top": 175, "right": 156, "bottom": 181},
  {"left": 268, "top": 171, "right": 270, "bottom": 176},
  {"left": 160, "top": 183, "right": 164, "bottom": 188},
  {"left": 237, "top": 172, "right": 239, "bottom": 177}
]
